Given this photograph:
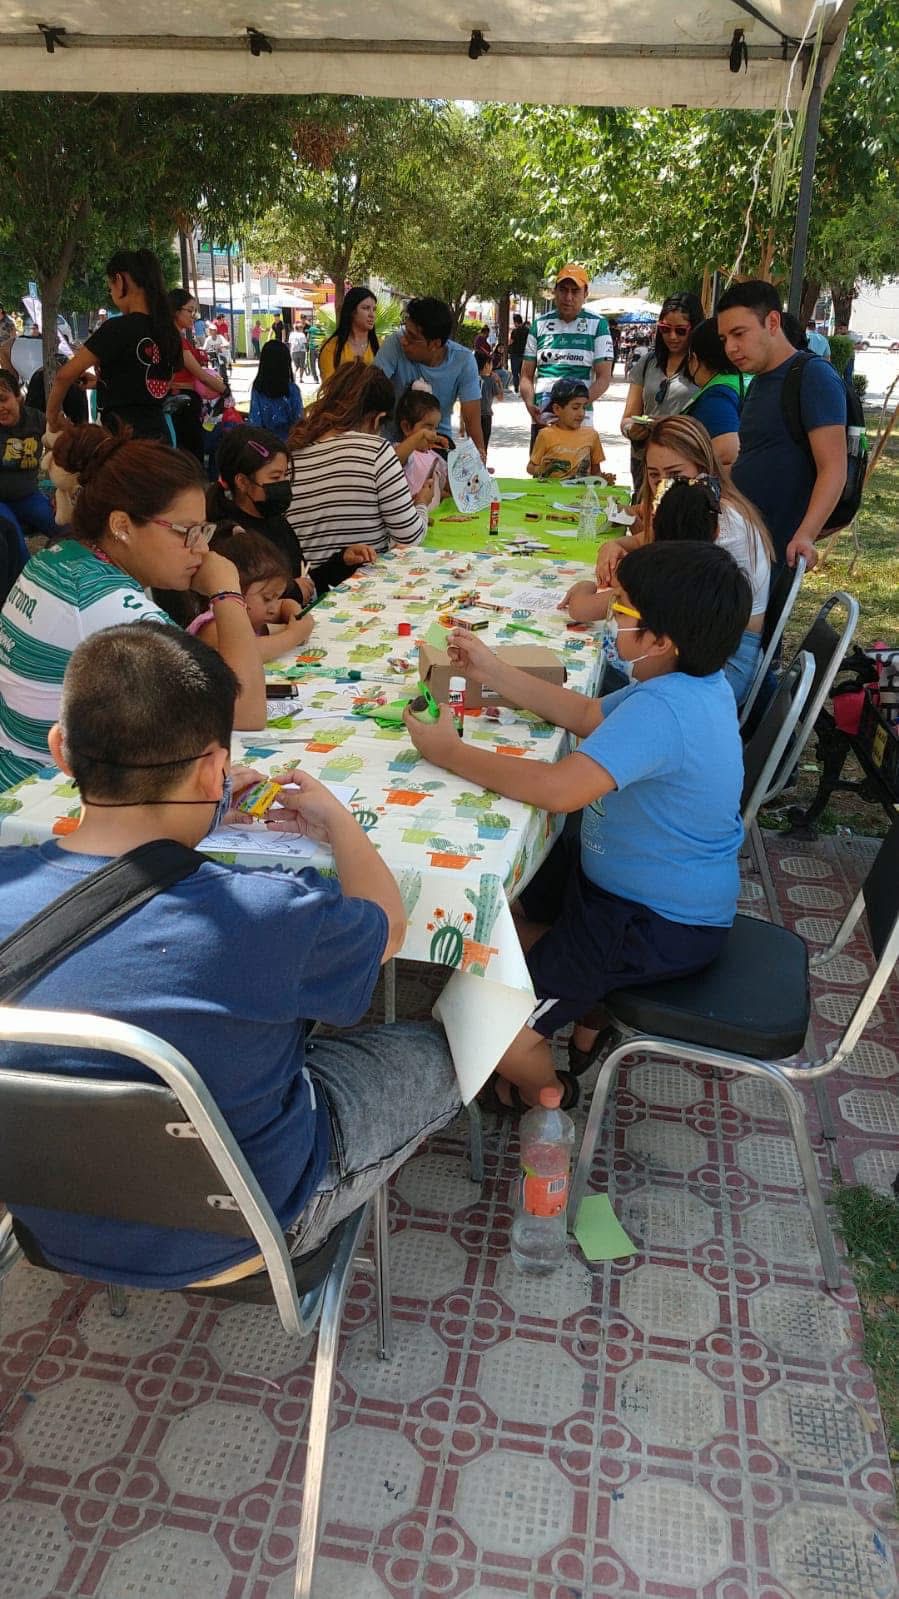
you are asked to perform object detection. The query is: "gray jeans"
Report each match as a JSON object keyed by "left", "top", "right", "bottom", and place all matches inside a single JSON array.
[{"left": 286, "top": 1021, "right": 461, "bottom": 1254}]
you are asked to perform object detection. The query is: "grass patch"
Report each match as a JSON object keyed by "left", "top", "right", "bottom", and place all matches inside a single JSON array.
[
  {"left": 763, "top": 423, "right": 899, "bottom": 837},
  {"left": 832, "top": 1176, "right": 899, "bottom": 1469}
]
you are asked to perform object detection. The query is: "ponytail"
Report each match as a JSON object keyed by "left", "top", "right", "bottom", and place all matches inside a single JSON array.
[{"left": 105, "top": 249, "right": 181, "bottom": 371}]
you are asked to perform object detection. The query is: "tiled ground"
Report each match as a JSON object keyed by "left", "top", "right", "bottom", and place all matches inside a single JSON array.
[{"left": 0, "top": 832, "right": 897, "bottom": 1599}]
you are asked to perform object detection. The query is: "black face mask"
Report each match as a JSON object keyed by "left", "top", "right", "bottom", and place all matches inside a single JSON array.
[{"left": 261, "top": 481, "right": 292, "bottom": 516}]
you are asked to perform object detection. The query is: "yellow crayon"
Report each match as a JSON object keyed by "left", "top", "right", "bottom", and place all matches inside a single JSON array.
[{"left": 238, "top": 779, "right": 283, "bottom": 818}]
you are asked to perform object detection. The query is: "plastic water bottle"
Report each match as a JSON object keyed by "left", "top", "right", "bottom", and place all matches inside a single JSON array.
[
  {"left": 577, "top": 482, "right": 601, "bottom": 541},
  {"left": 510, "top": 1086, "right": 575, "bottom": 1274}
]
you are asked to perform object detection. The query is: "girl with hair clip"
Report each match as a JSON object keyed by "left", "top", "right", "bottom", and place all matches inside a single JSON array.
[
  {"left": 208, "top": 425, "right": 376, "bottom": 600},
  {"left": 0, "top": 425, "right": 267, "bottom": 789},
  {"left": 167, "top": 288, "right": 226, "bottom": 462},
  {"left": 568, "top": 415, "right": 772, "bottom": 707},
  {"left": 286, "top": 363, "right": 431, "bottom": 568},
  {"left": 620, "top": 291, "right": 704, "bottom": 495},
  {"left": 47, "top": 249, "right": 182, "bottom": 442},
  {"left": 317, "top": 286, "right": 379, "bottom": 383}
]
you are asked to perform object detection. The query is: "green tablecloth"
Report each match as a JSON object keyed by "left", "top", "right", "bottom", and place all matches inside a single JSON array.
[{"left": 426, "top": 476, "right": 632, "bottom": 565}]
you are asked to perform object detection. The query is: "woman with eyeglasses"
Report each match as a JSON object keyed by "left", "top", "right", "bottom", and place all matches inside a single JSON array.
[
  {"left": 620, "top": 292, "right": 704, "bottom": 496},
  {"left": 0, "top": 425, "right": 266, "bottom": 787}
]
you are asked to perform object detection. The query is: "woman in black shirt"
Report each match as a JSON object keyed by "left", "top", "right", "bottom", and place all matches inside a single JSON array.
[{"left": 46, "top": 249, "right": 180, "bottom": 441}]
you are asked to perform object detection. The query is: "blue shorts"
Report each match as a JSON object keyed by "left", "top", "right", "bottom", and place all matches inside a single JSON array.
[{"left": 519, "top": 822, "right": 727, "bottom": 1038}]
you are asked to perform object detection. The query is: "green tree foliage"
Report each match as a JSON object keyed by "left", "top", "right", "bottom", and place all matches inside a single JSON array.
[
  {"left": 0, "top": 92, "right": 324, "bottom": 382},
  {"left": 486, "top": 0, "right": 897, "bottom": 318},
  {"left": 244, "top": 97, "right": 446, "bottom": 315},
  {"left": 374, "top": 109, "right": 546, "bottom": 326}
]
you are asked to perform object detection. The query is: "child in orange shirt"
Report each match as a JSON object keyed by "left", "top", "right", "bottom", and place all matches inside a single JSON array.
[{"left": 527, "top": 379, "right": 607, "bottom": 479}]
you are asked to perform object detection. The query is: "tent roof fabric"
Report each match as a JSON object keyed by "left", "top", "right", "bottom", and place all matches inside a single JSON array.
[{"left": 3, "top": 1, "right": 855, "bottom": 108}]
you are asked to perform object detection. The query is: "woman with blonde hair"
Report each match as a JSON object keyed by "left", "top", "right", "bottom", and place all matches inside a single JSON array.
[
  {"left": 566, "top": 415, "right": 773, "bottom": 706},
  {"left": 285, "top": 363, "right": 432, "bottom": 568}
]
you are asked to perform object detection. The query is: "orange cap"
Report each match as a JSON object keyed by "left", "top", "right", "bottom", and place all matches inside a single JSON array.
[{"left": 554, "top": 264, "right": 590, "bottom": 290}]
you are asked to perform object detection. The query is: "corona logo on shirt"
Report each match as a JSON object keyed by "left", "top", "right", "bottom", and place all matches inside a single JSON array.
[{"left": 136, "top": 337, "right": 171, "bottom": 400}]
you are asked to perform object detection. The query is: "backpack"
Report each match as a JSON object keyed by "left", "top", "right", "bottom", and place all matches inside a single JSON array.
[{"left": 780, "top": 351, "right": 867, "bottom": 531}]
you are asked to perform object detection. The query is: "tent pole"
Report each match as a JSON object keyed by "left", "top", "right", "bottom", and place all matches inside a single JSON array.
[{"left": 787, "top": 50, "right": 825, "bottom": 318}]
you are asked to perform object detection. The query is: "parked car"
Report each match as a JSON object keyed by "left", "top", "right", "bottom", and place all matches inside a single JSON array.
[{"left": 862, "top": 332, "right": 894, "bottom": 350}]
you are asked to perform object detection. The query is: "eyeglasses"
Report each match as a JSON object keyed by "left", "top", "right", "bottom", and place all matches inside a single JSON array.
[
  {"left": 152, "top": 519, "right": 216, "bottom": 551},
  {"left": 611, "top": 601, "right": 642, "bottom": 622},
  {"left": 654, "top": 377, "right": 670, "bottom": 405},
  {"left": 658, "top": 324, "right": 691, "bottom": 337}
]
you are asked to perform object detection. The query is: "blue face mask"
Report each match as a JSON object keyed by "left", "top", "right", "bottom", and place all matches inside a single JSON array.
[{"left": 604, "top": 612, "right": 651, "bottom": 683}]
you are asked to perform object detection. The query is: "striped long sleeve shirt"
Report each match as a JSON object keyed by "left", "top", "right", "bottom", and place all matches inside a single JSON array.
[{"left": 285, "top": 432, "right": 427, "bottom": 565}]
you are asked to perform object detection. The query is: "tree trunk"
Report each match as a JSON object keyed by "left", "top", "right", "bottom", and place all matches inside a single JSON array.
[
  {"left": 37, "top": 194, "right": 91, "bottom": 402},
  {"left": 830, "top": 283, "right": 855, "bottom": 327},
  {"left": 187, "top": 231, "right": 200, "bottom": 306},
  {"left": 799, "top": 278, "right": 821, "bottom": 326},
  {"left": 757, "top": 227, "right": 775, "bottom": 282},
  {"left": 497, "top": 289, "right": 510, "bottom": 352}
]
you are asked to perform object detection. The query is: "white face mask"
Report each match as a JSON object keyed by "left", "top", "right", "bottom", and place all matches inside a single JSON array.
[{"left": 605, "top": 612, "right": 652, "bottom": 683}]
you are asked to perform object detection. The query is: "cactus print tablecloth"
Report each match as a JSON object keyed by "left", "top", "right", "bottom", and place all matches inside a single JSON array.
[{"left": 0, "top": 547, "right": 605, "bottom": 1095}]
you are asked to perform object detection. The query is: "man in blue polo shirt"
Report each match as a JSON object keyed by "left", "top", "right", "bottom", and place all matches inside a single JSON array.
[
  {"left": 717, "top": 281, "right": 847, "bottom": 569},
  {"left": 376, "top": 297, "right": 485, "bottom": 458}
]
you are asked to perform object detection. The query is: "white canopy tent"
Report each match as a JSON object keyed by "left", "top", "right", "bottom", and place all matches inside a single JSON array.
[{"left": 3, "top": 2, "right": 854, "bottom": 110}]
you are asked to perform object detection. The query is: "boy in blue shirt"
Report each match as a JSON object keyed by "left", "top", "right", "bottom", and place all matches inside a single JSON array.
[{"left": 405, "top": 541, "right": 750, "bottom": 1112}]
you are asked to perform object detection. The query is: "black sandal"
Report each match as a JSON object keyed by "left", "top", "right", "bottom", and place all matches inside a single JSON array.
[
  {"left": 477, "top": 1072, "right": 581, "bottom": 1115},
  {"left": 567, "top": 1025, "right": 616, "bottom": 1077}
]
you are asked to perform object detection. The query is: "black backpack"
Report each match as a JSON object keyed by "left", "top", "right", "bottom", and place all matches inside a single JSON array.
[{"left": 781, "top": 351, "right": 867, "bottom": 532}]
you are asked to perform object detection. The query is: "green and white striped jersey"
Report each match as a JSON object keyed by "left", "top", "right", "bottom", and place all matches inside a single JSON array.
[
  {"left": 524, "top": 311, "right": 614, "bottom": 404},
  {"left": 0, "top": 541, "right": 172, "bottom": 784}
]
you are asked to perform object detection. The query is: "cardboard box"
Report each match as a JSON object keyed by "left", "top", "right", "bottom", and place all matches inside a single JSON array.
[{"left": 418, "top": 642, "right": 565, "bottom": 710}]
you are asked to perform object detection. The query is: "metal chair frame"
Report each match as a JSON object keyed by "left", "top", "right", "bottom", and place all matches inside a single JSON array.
[
  {"left": 0, "top": 1008, "right": 392, "bottom": 1599},
  {"left": 569, "top": 849, "right": 899, "bottom": 1293}
]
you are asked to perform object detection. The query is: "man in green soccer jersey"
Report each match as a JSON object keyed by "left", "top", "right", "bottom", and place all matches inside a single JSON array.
[{"left": 520, "top": 265, "right": 614, "bottom": 447}]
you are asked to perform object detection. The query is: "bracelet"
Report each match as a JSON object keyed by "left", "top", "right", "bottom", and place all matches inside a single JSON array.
[{"left": 209, "top": 590, "right": 247, "bottom": 609}]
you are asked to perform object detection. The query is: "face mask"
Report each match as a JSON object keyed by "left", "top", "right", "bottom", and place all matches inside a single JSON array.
[
  {"left": 209, "top": 772, "right": 233, "bottom": 833},
  {"left": 605, "top": 613, "right": 652, "bottom": 683},
  {"left": 261, "top": 481, "right": 291, "bottom": 516}
]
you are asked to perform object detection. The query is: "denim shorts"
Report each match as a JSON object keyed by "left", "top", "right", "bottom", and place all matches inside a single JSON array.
[
  {"left": 520, "top": 823, "right": 727, "bottom": 1039},
  {"left": 725, "top": 627, "right": 762, "bottom": 709},
  {"left": 285, "top": 1021, "right": 461, "bottom": 1255}
]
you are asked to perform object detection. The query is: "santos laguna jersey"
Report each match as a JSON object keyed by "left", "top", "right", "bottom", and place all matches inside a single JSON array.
[{"left": 524, "top": 310, "right": 613, "bottom": 404}]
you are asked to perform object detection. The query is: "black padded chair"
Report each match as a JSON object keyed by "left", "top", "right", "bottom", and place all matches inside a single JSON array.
[
  {"left": 0, "top": 1010, "right": 392, "bottom": 1599},
  {"left": 569, "top": 823, "right": 899, "bottom": 1293}
]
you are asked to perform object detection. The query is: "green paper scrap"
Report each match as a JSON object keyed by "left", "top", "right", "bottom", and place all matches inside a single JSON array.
[
  {"left": 573, "top": 1194, "right": 636, "bottom": 1262},
  {"left": 268, "top": 714, "right": 295, "bottom": 729},
  {"left": 424, "top": 621, "right": 449, "bottom": 649}
]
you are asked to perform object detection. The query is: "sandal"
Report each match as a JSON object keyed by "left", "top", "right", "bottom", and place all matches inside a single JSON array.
[
  {"left": 568, "top": 1025, "right": 616, "bottom": 1078},
  {"left": 478, "top": 1072, "right": 581, "bottom": 1115}
]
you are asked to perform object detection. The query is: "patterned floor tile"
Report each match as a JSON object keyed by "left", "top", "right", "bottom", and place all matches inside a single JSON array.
[
  {"left": 0, "top": 832, "right": 896, "bottom": 1599},
  {"left": 609, "top": 1476, "right": 731, "bottom": 1583},
  {"left": 767, "top": 1502, "right": 896, "bottom": 1598},
  {"left": 452, "top": 1450, "right": 574, "bottom": 1558}
]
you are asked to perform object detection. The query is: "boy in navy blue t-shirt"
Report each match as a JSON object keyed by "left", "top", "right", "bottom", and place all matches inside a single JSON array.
[{"left": 405, "top": 541, "right": 751, "bottom": 1113}]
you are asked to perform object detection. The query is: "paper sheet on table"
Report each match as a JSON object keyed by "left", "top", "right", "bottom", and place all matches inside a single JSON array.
[
  {"left": 608, "top": 507, "right": 637, "bottom": 526},
  {"left": 496, "top": 584, "right": 568, "bottom": 613},
  {"left": 201, "top": 782, "right": 356, "bottom": 856},
  {"left": 433, "top": 970, "right": 537, "bottom": 1104},
  {"left": 552, "top": 501, "right": 582, "bottom": 514},
  {"left": 573, "top": 1195, "right": 637, "bottom": 1261},
  {"left": 498, "top": 491, "right": 526, "bottom": 501}
]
